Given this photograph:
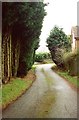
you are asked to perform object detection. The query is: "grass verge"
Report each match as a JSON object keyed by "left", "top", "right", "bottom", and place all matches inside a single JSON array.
[
  {"left": 52, "top": 65, "right": 79, "bottom": 89},
  {"left": 1, "top": 68, "right": 36, "bottom": 110}
]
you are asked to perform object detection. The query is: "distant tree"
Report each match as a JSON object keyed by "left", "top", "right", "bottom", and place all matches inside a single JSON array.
[{"left": 35, "top": 52, "right": 51, "bottom": 62}]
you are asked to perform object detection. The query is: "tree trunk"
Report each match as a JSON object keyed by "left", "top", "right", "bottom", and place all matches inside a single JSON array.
[
  {"left": 0, "top": 34, "right": 2, "bottom": 85},
  {"left": 2, "top": 34, "right": 8, "bottom": 83},
  {"left": 14, "top": 40, "right": 20, "bottom": 77},
  {"left": 2, "top": 38, "right": 5, "bottom": 82},
  {"left": 2, "top": 30, "right": 21, "bottom": 83},
  {"left": 7, "top": 36, "right": 10, "bottom": 79},
  {"left": 9, "top": 34, "right": 12, "bottom": 77}
]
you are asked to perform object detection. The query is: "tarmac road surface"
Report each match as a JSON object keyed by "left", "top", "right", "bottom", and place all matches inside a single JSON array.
[{"left": 3, "top": 64, "right": 77, "bottom": 118}]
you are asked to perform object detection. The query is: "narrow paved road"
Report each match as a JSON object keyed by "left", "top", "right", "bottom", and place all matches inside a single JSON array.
[{"left": 3, "top": 64, "right": 77, "bottom": 118}]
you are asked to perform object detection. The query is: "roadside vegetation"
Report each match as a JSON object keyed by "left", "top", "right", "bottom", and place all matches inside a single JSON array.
[
  {"left": 52, "top": 64, "right": 78, "bottom": 89},
  {"left": 1, "top": 67, "right": 36, "bottom": 109},
  {"left": 35, "top": 52, "right": 53, "bottom": 64},
  {"left": 2, "top": 2, "right": 46, "bottom": 109},
  {"left": 46, "top": 26, "right": 71, "bottom": 69},
  {"left": 46, "top": 25, "right": 79, "bottom": 89},
  {"left": 2, "top": 2, "right": 46, "bottom": 83}
]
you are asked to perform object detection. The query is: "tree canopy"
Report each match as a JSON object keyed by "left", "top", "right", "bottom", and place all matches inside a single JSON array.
[
  {"left": 2, "top": 2, "right": 46, "bottom": 82},
  {"left": 47, "top": 26, "right": 69, "bottom": 51},
  {"left": 46, "top": 26, "right": 70, "bottom": 68}
]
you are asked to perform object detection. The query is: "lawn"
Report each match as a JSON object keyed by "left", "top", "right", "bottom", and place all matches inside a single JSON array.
[
  {"left": 57, "top": 71, "right": 78, "bottom": 87},
  {"left": 52, "top": 65, "right": 79, "bottom": 88},
  {"left": 0, "top": 68, "right": 36, "bottom": 109}
]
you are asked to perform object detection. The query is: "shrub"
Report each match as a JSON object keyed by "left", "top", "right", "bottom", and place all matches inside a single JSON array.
[
  {"left": 63, "top": 51, "right": 78, "bottom": 76},
  {"left": 50, "top": 48, "right": 66, "bottom": 69},
  {"left": 35, "top": 52, "right": 51, "bottom": 62}
]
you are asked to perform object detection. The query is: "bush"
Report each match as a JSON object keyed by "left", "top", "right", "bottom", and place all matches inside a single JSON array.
[
  {"left": 35, "top": 52, "right": 51, "bottom": 62},
  {"left": 51, "top": 48, "right": 66, "bottom": 69},
  {"left": 63, "top": 51, "right": 78, "bottom": 76}
]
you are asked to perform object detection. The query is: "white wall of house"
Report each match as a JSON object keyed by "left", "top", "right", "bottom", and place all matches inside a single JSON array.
[
  {"left": 72, "top": 33, "right": 76, "bottom": 51},
  {"left": 71, "top": 26, "right": 79, "bottom": 52}
]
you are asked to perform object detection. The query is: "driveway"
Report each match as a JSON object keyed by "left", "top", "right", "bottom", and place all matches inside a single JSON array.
[{"left": 3, "top": 64, "right": 77, "bottom": 118}]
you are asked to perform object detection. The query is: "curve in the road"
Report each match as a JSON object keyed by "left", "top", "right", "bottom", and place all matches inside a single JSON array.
[{"left": 3, "top": 64, "right": 77, "bottom": 118}]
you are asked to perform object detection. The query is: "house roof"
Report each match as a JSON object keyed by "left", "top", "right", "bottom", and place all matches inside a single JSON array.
[{"left": 71, "top": 26, "right": 79, "bottom": 39}]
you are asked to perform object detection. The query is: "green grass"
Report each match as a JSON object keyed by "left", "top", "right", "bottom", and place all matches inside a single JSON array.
[
  {"left": 1, "top": 78, "right": 33, "bottom": 109},
  {"left": 32, "top": 65, "right": 36, "bottom": 71},
  {"left": 0, "top": 66, "right": 36, "bottom": 109},
  {"left": 57, "top": 71, "right": 78, "bottom": 88},
  {"left": 52, "top": 65, "right": 79, "bottom": 88}
]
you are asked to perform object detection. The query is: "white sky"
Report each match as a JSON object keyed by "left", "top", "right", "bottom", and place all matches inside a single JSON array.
[{"left": 36, "top": 0, "right": 79, "bottom": 53}]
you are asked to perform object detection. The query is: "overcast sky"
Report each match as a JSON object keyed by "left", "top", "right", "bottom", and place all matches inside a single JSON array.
[{"left": 36, "top": 0, "right": 78, "bottom": 53}]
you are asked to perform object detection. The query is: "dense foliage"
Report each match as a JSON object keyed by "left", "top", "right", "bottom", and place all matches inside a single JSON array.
[
  {"left": 2, "top": 2, "right": 46, "bottom": 82},
  {"left": 63, "top": 51, "right": 79, "bottom": 76},
  {"left": 35, "top": 52, "right": 51, "bottom": 62},
  {"left": 47, "top": 26, "right": 70, "bottom": 51},
  {"left": 46, "top": 26, "right": 71, "bottom": 68}
]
